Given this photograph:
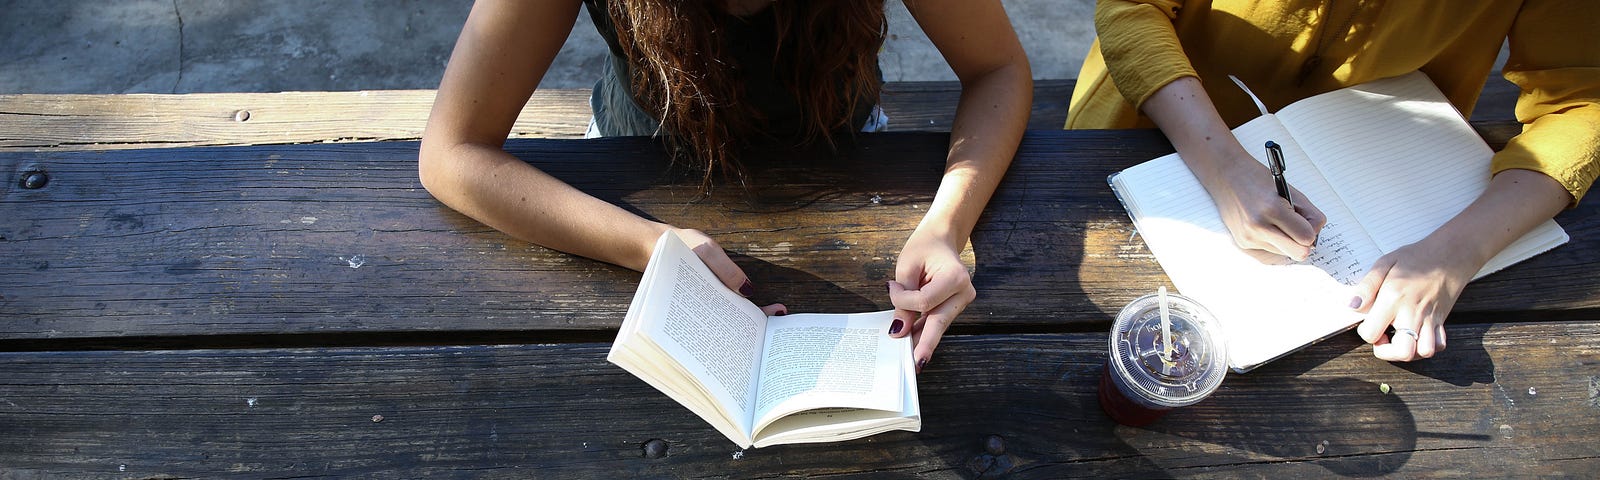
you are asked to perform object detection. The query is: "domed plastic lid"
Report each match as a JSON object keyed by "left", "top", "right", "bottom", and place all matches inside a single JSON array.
[{"left": 1107, "top": 291, "right": 1229, "bottom": 408}]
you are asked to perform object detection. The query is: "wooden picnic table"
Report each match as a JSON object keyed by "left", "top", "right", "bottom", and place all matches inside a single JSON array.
[{"left": 3, "top": 79, "right": 1598, "bottom": 478}]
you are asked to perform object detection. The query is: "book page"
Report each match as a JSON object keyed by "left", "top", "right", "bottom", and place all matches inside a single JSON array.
[
  {"left": 1277, "top": 71, "right": 1494, "bottom": 252},
  {"left": 608, "top": 337, "right": 753, "bottom": 447},
  {"left": 634, "top": 231, "right": 769, "bottom": 437},
  {"left": 1111, "top": 115, "right": 1374, "bottom": 371},
  {"left": 1279, "top": 71, "right": 1569, "bottom": 278},
  {"left": 750, "top": 311, "right": 905, "bottom": 435},
  {"left": 752, "top": 331, "right": 919, "bottom": 448}
]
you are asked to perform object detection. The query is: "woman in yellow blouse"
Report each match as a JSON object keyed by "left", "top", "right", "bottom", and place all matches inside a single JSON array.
[{"left": 1069, "top": 1, "right": 1600, "bottom": 362}]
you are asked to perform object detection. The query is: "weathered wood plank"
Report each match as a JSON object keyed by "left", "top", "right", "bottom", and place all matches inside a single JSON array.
[
  {"left": 0, "top": 81, "right": 1076, "bottom": 152},
  {"left": 0, "top": 321, "right": 1595, "bottom": 478},
  {"left": 0, "top": 89, "right": 594, "bottom": 150},
  {"left": 878, "top": 78, "right": 1076, "bottom": 132},
  {"left": 4, "top": 129, "right": 1597, "bottom": 340},
  {"left": 0, "top": 77, "right": 1519, "bottom": 152}
]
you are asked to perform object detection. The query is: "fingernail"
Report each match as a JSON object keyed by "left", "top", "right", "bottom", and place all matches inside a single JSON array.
[
  {"left": 1348, "top": 296, "right": 1362, "bottom": 309},
  {"left": 916, "top": 358, "right": 928, "bottom": 373},
  {"left": 739, "top": 280, "right": 755, "bottom": 297},
  {"left": 775, "top": 308, "right": 787, "bottom": 316},
  {"left": 889, "top": 319, "right": 904, "bottom": 335}
]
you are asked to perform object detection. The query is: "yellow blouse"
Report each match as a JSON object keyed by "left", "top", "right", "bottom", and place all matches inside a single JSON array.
[{"left": 1067, "top": 0, "right": 1600, "bottom": 202}]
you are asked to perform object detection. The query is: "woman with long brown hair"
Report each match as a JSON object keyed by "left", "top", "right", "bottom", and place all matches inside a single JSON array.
[{"left": 418, "top": 0, "right": 1031, "bottom": 372}]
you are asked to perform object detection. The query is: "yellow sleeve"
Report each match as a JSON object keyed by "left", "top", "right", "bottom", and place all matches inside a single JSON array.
[
  {"left": 1094, "top": 0, "right": 1197, "bottom": 111},
  {"left": 1492, "top": 0, "right": 1600, "bottom": 204}
]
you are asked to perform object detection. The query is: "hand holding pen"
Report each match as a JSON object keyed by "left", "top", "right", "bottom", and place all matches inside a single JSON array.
[{"left": 1218, "top": 139, "right": 1325, "bottom": 261}]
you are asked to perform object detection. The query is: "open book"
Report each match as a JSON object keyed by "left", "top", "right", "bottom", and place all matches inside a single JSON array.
[
  {"left": 608, "top": 230, "right": 920, "bottom": 448},
  {"left": 1109, "top": 71, "right": 1568, "bottom": 372}
]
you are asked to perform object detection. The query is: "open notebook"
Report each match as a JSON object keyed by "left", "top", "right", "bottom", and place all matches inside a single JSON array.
[{"left": 1109, "top": 71, "right": 1568, "bottom": 372}]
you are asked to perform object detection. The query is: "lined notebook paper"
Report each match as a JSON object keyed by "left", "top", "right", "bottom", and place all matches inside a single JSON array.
[{"left": 1110, "top": 71, "right": 1568, "bottom": 372}]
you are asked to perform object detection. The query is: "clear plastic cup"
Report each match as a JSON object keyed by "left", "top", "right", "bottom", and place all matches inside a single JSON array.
[{"left": 1099, "top": 291, "right": 1229, "bottom": 426}]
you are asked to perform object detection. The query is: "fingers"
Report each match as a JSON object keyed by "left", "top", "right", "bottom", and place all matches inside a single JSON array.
[
  {"left": 1359, "top": 285, "right": 1402, "bottom": 346},
  {"left": 1234, "top": 189, "right": 1326, "bottom": 261},
  {"left": 1414, "top": 317, "right": 1439, "bottom": 359},
  {"left": 1272, "top": 205, "right": 1321, "bottom": 250},
  {"left": 759, "top": 303, "right": 788, "bottom": 317},
  {"left": 911, "top": 289, "right": 973, "bottom": 373},
  {"left": 1253, "top": 228, "right": 1314, "bottom": 262},
  {"left": 888, "top": 277, "right": 966, "bottom": 319},
  {"left": 682, "top": 230, "right": 755, "bottom": 297},
  {"left": 1352, "top": 256, "right": 1396, "bottom": 343},
  {"left": 1232, "top": 208, "right": 1315, "bottom": 261},
  {"left": 1354, "top": 254, "right": 1453, "bottom": 362},
  {"left": 1371, "top": 302, "right": 1418, "bottom": 362},
  {"left": 1414, "top": 299, "right": 1452, "bottom": 359},
  {"left": 886, "top": 281, "right": 918, "bottom": 339},
  {"left": 1375, "top": 321, "right": 1449, "bottom": 362},
  {"left": 1290, "top": 187, "right": 1329, "bottom": 236},
  {"left": 888, "top": 270, "right": 976, "bottom": 372}
]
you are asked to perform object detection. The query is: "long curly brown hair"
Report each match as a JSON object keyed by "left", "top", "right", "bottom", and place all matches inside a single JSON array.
[{"left": 606, "top": 0, "right": 887, "bottom": 191}]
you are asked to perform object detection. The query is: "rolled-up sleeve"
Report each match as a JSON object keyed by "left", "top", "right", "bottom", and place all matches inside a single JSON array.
[
  {"left": 1493, "top": 0, "right": 1600, "bottom": 204},
  {"left": 1094, "top": 0, "right": 1196, "bottom": 110}
]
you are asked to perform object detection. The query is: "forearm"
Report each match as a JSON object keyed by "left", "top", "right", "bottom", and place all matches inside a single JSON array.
[
  {"left": 1429, "top": 169, "right": 1570, "bottom": 269},
  {"left": 919, "top": 63, "right": 1031, "bottom": 246},
  {"left": 1141, "top": 76, "right": 1256, "bottom": 189},
  {"left": 419, "top": 142, "right": 667, "bottom": 271},
  {"left": 1140, "top": 76, "right": 1324, "bottom": 257},
  {"left": 416, "top": 2, "right": 660, "bottom": 267}
]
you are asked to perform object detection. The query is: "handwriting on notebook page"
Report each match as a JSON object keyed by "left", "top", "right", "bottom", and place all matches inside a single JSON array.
[{"left": 1299, "top": 222, "right": 1365, "bottom": 286}]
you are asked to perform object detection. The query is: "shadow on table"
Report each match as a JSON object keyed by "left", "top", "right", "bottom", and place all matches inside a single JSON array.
[
  {"left": 734, "top": 251, "right": 882, "bottom": 313},
  {"left": 1390, "top": 324, "right": 1498, "bottom": 387},
  {"left": 1141, "top": 326, "right": 1497, "bottom": 477},
  {"left": 1256, "top": 322, "right": 1499, "bottom": 388},
  {"left": 1157, "top": 375, "right": 1416, "bottom": 477}
]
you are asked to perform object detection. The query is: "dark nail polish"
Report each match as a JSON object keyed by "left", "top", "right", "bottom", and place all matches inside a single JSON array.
[
  {"left": 775, "top": 309, "right": 787, "bottom": 316},
  {"left": 1348, "top": 296, "right": 1363, "bottom": 309},
  {"left": 889, "top": 319, "right": 904, "bottom": 335},
  {"left": 916, "top": 359, "right": 928, "bottom": 372},
  {"left": 739, "top": 280, "right": 755, "bottom": 297}
]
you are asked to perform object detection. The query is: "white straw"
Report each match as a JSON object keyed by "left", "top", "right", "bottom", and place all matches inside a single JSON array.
[{"left": 1159, "top": 286, "right": 1173, "bottom": 364}]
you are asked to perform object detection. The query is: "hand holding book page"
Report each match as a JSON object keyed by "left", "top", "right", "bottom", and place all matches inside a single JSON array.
[
  {"left": 1110, "top": 71, "right": 1568, "bottom": 372},
  {"left": 608, "top": 230, "right": 920, "bottom": 448}
]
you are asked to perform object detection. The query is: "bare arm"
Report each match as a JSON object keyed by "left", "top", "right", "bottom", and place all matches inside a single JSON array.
[
  {"left": 420, "top": 1, "right": 793, "bottom": 302},
  {"left": 419, "top": 0, "right": 676, "bottom": 273},
  {"left": 1352, "top": 169, "right": 1568, "bottom": 361},
  {"left": 1141, "top": 77, "right": 1327, "bottom": 261},
  {"left": 892, "top": 0, "right": 1032, "bottom": 370}
]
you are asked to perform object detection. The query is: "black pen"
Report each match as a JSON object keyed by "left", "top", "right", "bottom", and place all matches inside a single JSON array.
[{"left": 1264, "top": 141, "right": 1294, "bottom": 210}]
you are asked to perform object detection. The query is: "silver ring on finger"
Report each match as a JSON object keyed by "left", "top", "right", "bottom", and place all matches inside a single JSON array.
[{"left": 1393, "top": 327, "right": 1418, "bottom": 341}]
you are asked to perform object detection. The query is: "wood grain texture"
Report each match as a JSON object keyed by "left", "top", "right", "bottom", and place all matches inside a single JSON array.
[
  {"left": 0, "top": 81, "right": 1075, "bottom": 152},
  {"left": 0, "top": 321, "right": 1595, "bottom": 478},
  {"left": 5, "top": 129, "right": 1598, "bottom": 340},
  {"left": 0, "top": 89, "right": 595, "bottom": 150},
  {"left": 0, "top": 76, "right": 1523, "bottom": 152}
]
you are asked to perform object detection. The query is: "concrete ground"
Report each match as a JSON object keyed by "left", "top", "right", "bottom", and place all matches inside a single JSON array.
[{"left": 0, "top": 0, "right": 1096, "bottom": 94}]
